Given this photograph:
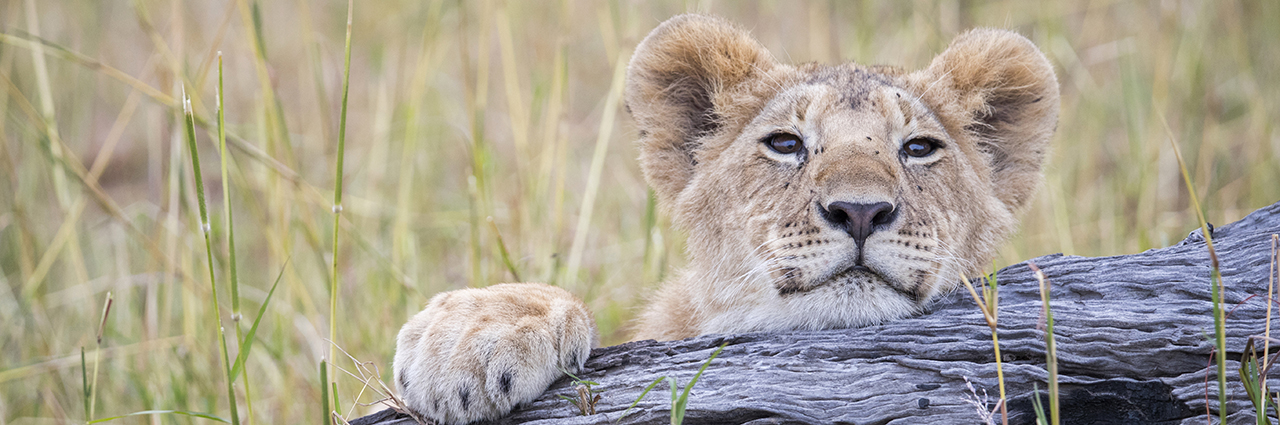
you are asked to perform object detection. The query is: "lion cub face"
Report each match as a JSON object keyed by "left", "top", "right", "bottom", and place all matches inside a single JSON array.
[
  {"left": 706, "top": 81, "right": 993, "bottom": 304},
  {"left": 626, "top": 15, "right": 1058, "bottom": 335}
]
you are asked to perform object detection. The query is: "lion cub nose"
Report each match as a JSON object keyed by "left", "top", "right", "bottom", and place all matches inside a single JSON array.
[{"left": 823, "top": 201, "right": 897, "bottom": 250}]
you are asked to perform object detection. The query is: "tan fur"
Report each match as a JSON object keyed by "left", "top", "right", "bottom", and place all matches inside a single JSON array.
[
  {"left": 393, "top": 283, "right": 594, "bottom": 424},
  {"left": 394, "top": 14, "right": 1058, "bottom": 423}
]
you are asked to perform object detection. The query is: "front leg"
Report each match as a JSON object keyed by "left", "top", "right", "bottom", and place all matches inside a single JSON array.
[{"left": 393, "top": 283, "right": 597, "bottom": 424}]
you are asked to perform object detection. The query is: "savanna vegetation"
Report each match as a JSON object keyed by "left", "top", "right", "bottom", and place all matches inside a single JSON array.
[{"left": 1, "top": 0, "right": 1277, "bottom": 423}]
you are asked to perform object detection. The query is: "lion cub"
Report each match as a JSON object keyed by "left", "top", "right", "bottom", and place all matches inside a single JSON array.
[{"left": 393, "top": 14, "right": 1058, "bottom": 424}]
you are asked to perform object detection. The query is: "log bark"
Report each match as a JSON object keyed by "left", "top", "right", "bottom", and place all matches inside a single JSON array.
[{"left": 352, "top": 201, "right": 1280, "bottom": 425}]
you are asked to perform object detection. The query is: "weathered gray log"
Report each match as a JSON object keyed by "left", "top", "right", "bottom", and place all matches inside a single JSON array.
[{"left": 353, "top": 201, "right": 1280, "bottom": 425}]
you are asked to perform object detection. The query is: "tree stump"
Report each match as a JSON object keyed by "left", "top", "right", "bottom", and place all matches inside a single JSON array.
[{"left": 351, "top": 200, "right": 1280, "bottom": 425}]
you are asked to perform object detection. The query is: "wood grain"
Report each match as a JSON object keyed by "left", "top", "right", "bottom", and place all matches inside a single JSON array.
[{"left": 352, "top": 200, "right": 1280, "bottom": 425}]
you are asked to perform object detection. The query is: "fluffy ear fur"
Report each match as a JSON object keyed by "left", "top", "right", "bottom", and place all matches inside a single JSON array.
[
  {"left": 625, "top": 14, "right": 777, "bottom": 205},
  {"left": 917, "top": 29, "right": 1060, "bottom": 215}
]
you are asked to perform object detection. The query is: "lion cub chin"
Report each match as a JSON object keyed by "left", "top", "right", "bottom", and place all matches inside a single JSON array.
[{"left": 394, "top": 14, "right": 1058, "bottom": 424}]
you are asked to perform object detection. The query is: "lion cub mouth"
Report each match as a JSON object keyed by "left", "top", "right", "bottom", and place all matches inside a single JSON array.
[
  {"left": 828, "top": 262, "right": 885, "bottom": 286},
  {"left": 773, "top": 251, "right": 930, "bottom": 305},
  {"left": 774, "top": 259, "right": 883, "bottom": 295}
]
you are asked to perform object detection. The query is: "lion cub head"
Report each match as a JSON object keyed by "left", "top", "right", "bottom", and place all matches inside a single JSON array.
[{"left": 626, "top": 15, "right": 1059, "bottom": 338}]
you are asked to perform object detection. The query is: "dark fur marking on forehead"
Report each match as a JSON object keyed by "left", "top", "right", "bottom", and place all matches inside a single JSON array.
[{"left": 803, "top": 65, "right": 900, "bottom": 110}]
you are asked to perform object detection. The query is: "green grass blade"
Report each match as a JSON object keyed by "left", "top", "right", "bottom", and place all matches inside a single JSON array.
[
  {"left": 88, "top": 292, "right": 112, "bottom": 419},
  {"left": 216, "top": 52, "right": 240, "bottom": 319},
  {"left": 1030, "top": 264, "right": 1059, "bottom": 425},
  {"left": 487, "top": 217, "right": 521, "bottom": 282},
  {"left": 1239, "top": 340, "right": 1267, "bottom": 424},
  {"left": 249, "top": 1, "right": 268, "bottom": 59},
  {"left": 216, "top": 47, "right": 255, "bottom": 425},
  {"left": 673, "top": 344, "right": 726, "bottom": 424},
  {"left": 216, "top": 325, "right": 238, "bottom": 423},
  {"left": 329, "top": 0, "right": 354, "bottom": 382},
  {"left": 320, "top": 360, "right": 331, "bottom": 425},
  {"left": 558, "top": 366, "right": 579, "bottom": 381},
  {"left": 557, "top": 366, "right": 601, "bottom": 387},
  {"left": 1209, "top": 269, "right": 1227, "bottom": 420},
  {"left": 331, "top": 381, "right": 341, "bottom": 418},
  {"left": 22, "top": 0, "right": 74, "bottom": 210},
  {"left": 1159, "top": 109, "right": 1227, "bottom": 422},
  {"left": 1044, "top": 291, "right": 1058, "bottom": 425},
  {"left": 986, "top": 266, "right": 999, "bottom": 319},
  {"left": 229, "top": 260, "right": 288, "bottom": 379},
  {"left": 87, "top": 409, "right": 230, "bottom": 424},
  {"left": 668, "top": 377, "right": 679, "bottom": 425},
  {"left": 80, "top": 347, "right": 89, "bottom": 421},
  {"left": 182, "top": 87, "right": 240, "bottom": 425},
  {"left": 1030, "top": 382, "right": 1048, "bottom": 425},
  {"left": 557, "top": 394, "right": 581, "bottom": 408},
  {"left": 1264, "top": 236, "right": 1280, "bottom": 424},
  {"left": 618, "top": 376, "right": 667, "bottom": 423}
]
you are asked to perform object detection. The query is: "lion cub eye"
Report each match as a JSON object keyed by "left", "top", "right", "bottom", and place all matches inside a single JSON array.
[
  {"left": 902, "top": 138, "right": 940, "bottom": 158},
  {"left": 765, "top": 133, "right": 804, "bottom": 155}
]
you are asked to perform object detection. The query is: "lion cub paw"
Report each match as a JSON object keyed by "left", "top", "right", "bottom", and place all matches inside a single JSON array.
[{"left": 393, "top": 283, "right": 596, "bottom": 424}]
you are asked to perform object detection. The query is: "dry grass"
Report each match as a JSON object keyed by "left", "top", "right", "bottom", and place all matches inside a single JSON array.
[{"left": 0, "top": 0, "right": 1277, "bottom": 423}]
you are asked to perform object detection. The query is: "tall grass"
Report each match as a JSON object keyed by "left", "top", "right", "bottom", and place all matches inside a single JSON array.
[
  {"left": 84, "top": 292, "right": 113, "bottom": 421},
  {"left": 1164, "top": 109, "right": 1229, "bottom": 422},
  {"left": 326, "top": 1, "right": 355, "bottom": 422},
  {"left": 181, "top": 86, "right": 239, "bottom": 424},
  {"left": 1029, "top": 263, "right": 1059, "bottom": 425},
  {"left": 1, "top": 1, "right": 1277, "bottom": 423},
  {"left": 216, "top": 50, "right": 255, "bottom": 423},
  {"left": 961, "top": 271, "right": 1008, "bottom": 425}
]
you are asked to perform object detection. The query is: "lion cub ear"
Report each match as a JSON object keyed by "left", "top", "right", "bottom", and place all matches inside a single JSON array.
[
  {"left": 918, "top": 29, "right": 1060, "bottom": 215},
  {"left": 626, "top": 14, "right": 777, "bottom": 205}
]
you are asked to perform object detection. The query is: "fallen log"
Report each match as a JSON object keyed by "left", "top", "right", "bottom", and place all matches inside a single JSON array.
[{"left": 353, "top": 200, "right": 1280, "bottom": 425}]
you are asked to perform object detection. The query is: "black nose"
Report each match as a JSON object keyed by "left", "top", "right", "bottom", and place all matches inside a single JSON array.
[{"left": 823, "top": 201, "right": 897, "bottom": 249}]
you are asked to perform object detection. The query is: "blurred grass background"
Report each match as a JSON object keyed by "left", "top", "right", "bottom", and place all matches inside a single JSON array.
[{"left": 1, "top": 0, "right": 1277, "bottom": 423}]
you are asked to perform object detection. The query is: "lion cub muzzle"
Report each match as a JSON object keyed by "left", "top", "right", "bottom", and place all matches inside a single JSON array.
[{"left": 819, "top": 200, "right": 898, "bottom": 265}]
